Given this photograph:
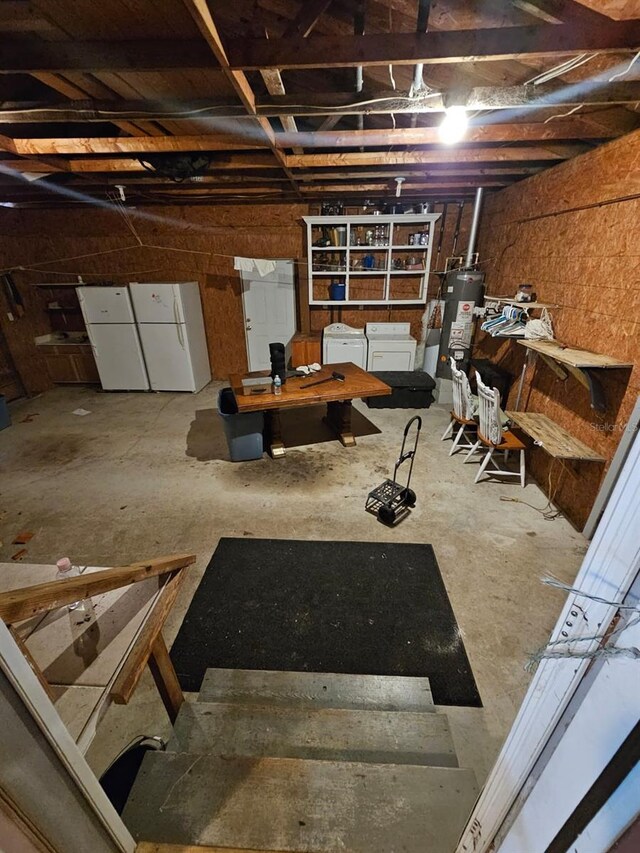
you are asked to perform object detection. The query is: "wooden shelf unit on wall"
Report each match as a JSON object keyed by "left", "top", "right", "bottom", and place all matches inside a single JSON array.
[{"left": 304, "top": 214, "right": 440, "bottom": 306}]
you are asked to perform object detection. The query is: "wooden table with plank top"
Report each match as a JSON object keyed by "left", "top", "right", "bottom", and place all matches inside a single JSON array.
[{"left": 230, "top": 362, "right": 391, "bottom": 457}]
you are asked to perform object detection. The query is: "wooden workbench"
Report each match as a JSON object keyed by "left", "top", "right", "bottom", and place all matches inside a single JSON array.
[{"left": 230, "top": 362, "right": 391, "bottom": 457}]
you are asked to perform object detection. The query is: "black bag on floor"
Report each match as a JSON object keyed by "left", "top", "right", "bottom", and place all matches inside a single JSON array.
[{"left": 99, "top": 736, "right": 165, "bottom": 814}]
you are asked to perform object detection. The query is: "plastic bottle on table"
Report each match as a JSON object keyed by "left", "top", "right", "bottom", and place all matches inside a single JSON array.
[
  {"left": 55, "top": 557, "right": 95, "bottom": 623},
  {"left": 273, "top": 375, "right": 282, "bottom": 396}
]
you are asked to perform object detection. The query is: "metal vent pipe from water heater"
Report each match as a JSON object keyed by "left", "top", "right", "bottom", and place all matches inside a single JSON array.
[{"left": 436, "top": 188, "right": 486, "bottom": 380}]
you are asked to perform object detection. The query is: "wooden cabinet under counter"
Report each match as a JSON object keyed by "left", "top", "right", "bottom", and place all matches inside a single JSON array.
[
  {"left": 36, "top": 342, "right": 100, "bottom": 384},
  {"left": 291, "top": 332, "right": 322, "bottom": 367}
]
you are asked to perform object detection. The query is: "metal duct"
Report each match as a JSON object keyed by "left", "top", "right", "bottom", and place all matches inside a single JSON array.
[{"left": 465, "top": 186, "right": 484, "bottom": 269}]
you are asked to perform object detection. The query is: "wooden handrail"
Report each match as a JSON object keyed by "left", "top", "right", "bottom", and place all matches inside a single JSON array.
[
  {"left": 0, "top": 554, "right": 196, "bottom": 624},
  {"left": 111, "top": 569, "right": 185, "bottom": 706}
]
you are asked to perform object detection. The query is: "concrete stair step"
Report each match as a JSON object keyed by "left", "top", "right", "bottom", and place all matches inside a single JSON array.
[
  {"left": 167, "top": 701, "right": 458, "bottom": 767},
  {"left": 198, "top": 668, "right": 435, "bottom": 712},
  {"left": 123, "top": 753, "right": 478, "bottom": 853}
]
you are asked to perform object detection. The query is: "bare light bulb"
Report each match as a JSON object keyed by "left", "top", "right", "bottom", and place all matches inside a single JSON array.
[{"left": 438, "top": 106, "right": 468, "bottom": 145}]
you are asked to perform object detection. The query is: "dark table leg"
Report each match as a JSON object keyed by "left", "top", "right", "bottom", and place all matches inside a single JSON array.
[
  {"left": 264, "top": 409, "right": 286, "bottom": 458},
  {"left": 324, "top": 399, "right": 356, "bottom": 447}
]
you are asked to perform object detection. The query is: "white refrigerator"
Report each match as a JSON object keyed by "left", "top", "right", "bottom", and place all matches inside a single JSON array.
[
  {"left": 77, "top": 286, "right": 150, "bottom": 390},
  {"left": 129, "top": 282, "right": 211, "bottom": 392}
]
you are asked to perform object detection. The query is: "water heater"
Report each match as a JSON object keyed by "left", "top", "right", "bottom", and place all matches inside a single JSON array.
[{"left": 436, "top": 269, "right": 485, "bottom": 379}]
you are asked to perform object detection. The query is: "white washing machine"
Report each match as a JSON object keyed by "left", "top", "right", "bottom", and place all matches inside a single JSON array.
[
  {"left": 366, "top": 322, "right": 417, "bottom": 371},
  {"left": 323, "top": 322, "right": 367, "bottom": 368}
]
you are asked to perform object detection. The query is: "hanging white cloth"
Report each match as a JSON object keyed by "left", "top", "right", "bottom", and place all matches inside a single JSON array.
[{"left": 233, "top": 256, "right": 277, "bottom": 277}]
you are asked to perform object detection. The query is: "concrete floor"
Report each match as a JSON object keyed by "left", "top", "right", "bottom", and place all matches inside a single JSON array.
[{"left": 0, "top": 384, "right": 588, "bottom": 786}]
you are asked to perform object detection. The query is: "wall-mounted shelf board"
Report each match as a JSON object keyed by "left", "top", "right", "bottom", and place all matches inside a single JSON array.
[
  {"left": 32, "top": 282, "right": 84, "bottom": 288},
  {"left": 486, "top": 298, "right": 555, "bottom": 309},
  {"left": 507, "top": 411, "right": 605, "bottom": 462},
  {"left": 517, "top": 339, "right": 632, "bottom": 369},
  {"left": 309, "top": 297, "right": 426, "bottom": 309},
  {"left": 305, "top": 213, "right": 440, "bottom": 306}
]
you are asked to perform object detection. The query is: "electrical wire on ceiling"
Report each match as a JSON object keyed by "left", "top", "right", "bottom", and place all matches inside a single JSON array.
[
  {"left": 609, "top": 49, "right": 640, "bottom": 81},
  {"left": 524, "top": 52, "right": 601, "bottom": 86},
  {"left": 0, "top": 93, "right": 443, "bottom": 121}
]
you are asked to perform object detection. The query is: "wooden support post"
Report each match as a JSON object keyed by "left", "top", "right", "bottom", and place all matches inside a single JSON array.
[
  {"left": 264, "top": 409, "right": 286, "bottom": 458},
  {"left": 539, "top": 352, "right": 569, "bottom": 381},
  {"left": 111, "top": 570, "right": 186, "bottom": 705},
  {"left": 8, "top": 625, "right": 56, "bottom": 702},
  {"left": 148, "top": 635, "right": 184, "bottom": 724},
  {"left": 325, "top": 399, "right": 356, "bottom": 447}
]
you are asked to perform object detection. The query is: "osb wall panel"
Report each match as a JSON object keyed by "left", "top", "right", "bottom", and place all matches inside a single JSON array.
[
  {"left": 0, "top": 277, "right": 51, "bottom": 396},
  {"left": 0, "top": 204, "right": 306, "bottom": 385},
  {"left": 309, "top": 203, "right": 473, "bottom": 340},
  {"left": 476, "top": 129, "right": 640, "bottom": 530}
]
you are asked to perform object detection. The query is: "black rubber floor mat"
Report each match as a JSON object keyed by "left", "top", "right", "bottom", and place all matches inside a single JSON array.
[{"left": 170, "top": 538, "right": 481, "bottom": 707}]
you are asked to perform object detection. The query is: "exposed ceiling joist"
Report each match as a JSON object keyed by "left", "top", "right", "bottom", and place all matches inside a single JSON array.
[
  {"left": 275, "top": 120, "right": 617, "bottom": 147},
  {"left": 259, "top": 0, "right": 334, "bottom": 154},
  {"left": 282, "top": 0, "right": 334, "bottom": 38},
  {"left": 0, "top": 119, "right": 616, "bottom": 157},
  {"left": 8, "top": 135, "right": 266, "bottom": 155},
  {"left": 298, "top": 167, "right": 545, "bottom": 180},
  {"left": 182, "top": 0, "right": 299, "bottom": 194},
  {"left": 284, "top": 146, "right": 586, "bottom": 167},
  {"left": 64, "top": 151, "right": 278, "bottom": 172},
  {"left": 253, "top": 82, "right": 640, "bottom": 115},
  {"left": 30, "top": 73, "right": 161, "bottom": 137},
  {"left": 2, "top": 81, "right": 637, "bottom": 125},
  {"left": 512, "top": 0, "right": 611, "bottom": 25},
  {"left": 226, "top": 21, "right": 640, "bottom": 70},
  {"left": 0, "top": 38, "right": 214, "bottom": 73},
  {"left": 299, "top": 180, "right": 513, "bottom": 192}
]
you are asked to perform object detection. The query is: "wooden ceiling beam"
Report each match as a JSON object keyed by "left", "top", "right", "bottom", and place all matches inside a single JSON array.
[
  {"left": 0, "top": 38, "right": 215, "bottom": 73},
  {"left": 511, "top": 1, "right": 611, "bottom": 26},
  {"left": 285, "top": 146, "right": 586, "bottom": 168},
  {"left": 275, "top": 120, "right": 619, "bottom": 147},
  {"left": 260, "top": 1, "right": 333, "bottom": 152},
  {"left": 299, "top": 180, "right": 512, "bottom": 193},
  {"left": 226, "top": 21, "right": 640, "bottom": 70},
  {"left": 29, "top": 72, "right": 165, "bottom": 137},
  {"left": 2, "top": 82, "right": 637, "bottom": 125},
  {"left": 10, "top": 135, "right": 267, "bottom": 155},
  {"left": 298, "top": 167, "right": 544, "bottom": 180},
  {"left": 0, "top": 119, "right": 618, "bottom": 158},
  {"left": 182, "top": 0, "right": 299, "bottom": 194},
  {"left": 282, "top": 0, "right": 334, "bottom": 38},
  {"left": 254, "top": 82, "right": 640, "bottom": 115},
  {"left": 62, "top": 151, "right": 278, "bottom": 174}
]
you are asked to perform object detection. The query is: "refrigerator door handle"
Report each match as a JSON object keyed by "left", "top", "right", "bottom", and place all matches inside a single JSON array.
[
  {"left": 86, "top": 328, "right": 99, "bottom": 361},
  {"left": 173, "top": 295, "right": 186, "bottom": 349}
]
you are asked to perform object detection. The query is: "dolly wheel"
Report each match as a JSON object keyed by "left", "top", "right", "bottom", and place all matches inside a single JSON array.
[
  {"left": 378, "top": 505, "right": 397, "bottom": 526},
  {"left": 401, "top": 488, "right": 417, "bottom": 508}
]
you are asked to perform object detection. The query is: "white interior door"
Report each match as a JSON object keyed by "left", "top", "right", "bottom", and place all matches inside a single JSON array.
[{"left": 241, "top": 260, "right": 296, "bottom": 371}]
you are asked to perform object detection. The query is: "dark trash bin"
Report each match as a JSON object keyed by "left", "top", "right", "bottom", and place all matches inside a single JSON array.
[{"left": 218, "top": 387, "right": 264, "bottom": 461}]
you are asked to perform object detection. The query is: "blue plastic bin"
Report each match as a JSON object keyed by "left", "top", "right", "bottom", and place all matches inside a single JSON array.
[
  {"left": 329, "top": 281, "right": 346, "bottom": 300},
  {"left": 218, "top": 388, "right": 264, "bottom": 461},
  {"left": 0, "top": 395, "right": 10, "bottom": 431}
]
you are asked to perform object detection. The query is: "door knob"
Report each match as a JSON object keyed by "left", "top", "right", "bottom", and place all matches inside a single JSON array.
[{"left": 246, "top": 324, "right": 252, "bottom": 331}]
